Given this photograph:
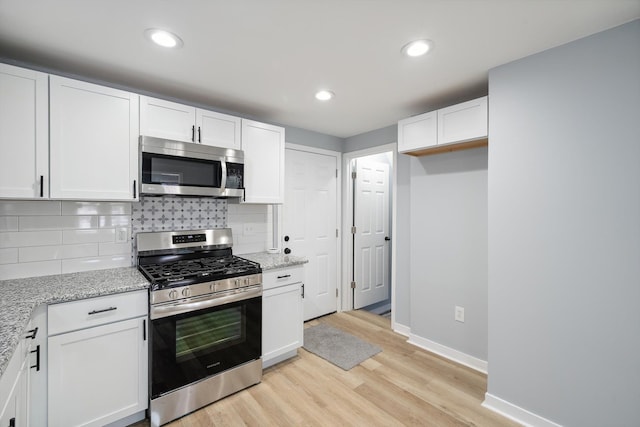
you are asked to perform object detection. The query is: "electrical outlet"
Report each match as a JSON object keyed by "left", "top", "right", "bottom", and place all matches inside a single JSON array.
[
  {"left": 243, "top": 223, "right": 255, "bottom": 235},
  {"left": 455, "top": 306, "right": 465, "bottom": 323},
  {"left": 115, "top": 227, "right": 128, "bottom": 243}
]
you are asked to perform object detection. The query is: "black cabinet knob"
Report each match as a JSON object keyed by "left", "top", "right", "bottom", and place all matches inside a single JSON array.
[
  {"left": 284, "top": 248, "right": 291, "bottom": 254},
  {"left": 284, "top": 235, "right": 290, "bottom": 242}
]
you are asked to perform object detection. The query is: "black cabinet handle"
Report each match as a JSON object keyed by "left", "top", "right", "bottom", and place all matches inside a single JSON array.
[
  {"left": 198, "top": 126, "right": 201, "bottom": 142},
  {"left": 25, "top": 327, "right": 38, "bottom": 339},
  {"left": 30, "top": 345, "right": 40, "bottom": 371},
  {"left": 191, "top": 125, "right": 195, "bottom": 142},
  {"left": 88, "top": 306, "right": 117, "bottom": 315},
  {"left": 277, "top": 274, "right": 291, "bottom": 279},
  {"left": 133, "top": 180, "right": 137, "bottom": 199},
  {"left": 9, "top": 417, "right": 15, "bottom": 427},
  {"left": 40, "top": 175, "right": 44, "bottom": 197},
  {"left": 143, "top": 319, "right": 147, "bottom": 341},
  {"left": 301, "top": 283, "right": 305, "bottom": 298}
]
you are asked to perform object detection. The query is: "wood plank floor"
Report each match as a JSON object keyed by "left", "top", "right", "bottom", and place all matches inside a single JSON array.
[{"left": 134, "top": 310, "right": 518, "bottom": 426}]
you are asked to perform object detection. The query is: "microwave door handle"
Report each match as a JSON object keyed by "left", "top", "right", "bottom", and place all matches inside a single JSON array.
[{"left": 220, "top": 160, "right": 227, "bottom": 193}]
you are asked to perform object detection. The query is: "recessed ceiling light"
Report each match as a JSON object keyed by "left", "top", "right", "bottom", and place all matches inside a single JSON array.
[
  {"left": 315, "top": 90, "right": 335, "bottom": 101},
  {"left": 402, "top": 39, "right": 433, "bottom": 57},
  {"left": 145, "top": 28, "right": 183, "bottom": 48}
]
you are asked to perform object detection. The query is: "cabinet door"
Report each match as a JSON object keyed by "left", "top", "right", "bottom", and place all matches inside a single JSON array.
[
  {"left": 48, "top": 317, "right": 148, "bottom": 427},
  {"left": 241, "top": 119, "right": 285, "bottom": 204},
  {"left": 0, "top": 63, "right": 49, "bottom": 198},
  {"left": 437, "top": 96, "right": 488, "bottom": 145},
  {"left": 196, "top": 109, "right": 241, "bottom": 149},
  {"left": 49, "top": 76, "right": 139, "bottom": 200},
  {"left": 27, "top": 305, "right": 47, "bottom": 427},
  {"left": 140, "top": 96, "right": 196, "bottom": 142},
  {"left": 262, "top": 282, "right": 303, "bottom": 367},
  {"left": 397, "top": 110, "right": 437, "bottom": 153}
]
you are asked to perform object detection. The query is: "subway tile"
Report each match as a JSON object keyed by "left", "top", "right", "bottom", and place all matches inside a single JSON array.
[
  {"left": 0, "top": 217, "right": 18, "bottom": 231},
  {"left": 61, "top": 255, "right": 132, "bottom": 274},
  {"left": 0, "top": 248, "right": 18, "bottom": 264},
  {"left": 62, "top": 201, "right": 131, "bottom": 216},
  {"left": 20, "top": 215, "right": 98, "bottom": 231},
  {"left": 62, "top": 229, "right": 115, "bottom": 245},
  {"left": 99, "top": 242, "right": 132, "bottom": 256},
  {"left": 0, "top": 260, "right": 61, "bottom": 280},
  {"left": 0, "top": 200, "right": 61, "bottom": 216},
  {"left": 0, "top": 230, "right": 62, "bottom": 248},
  {"left": 18, "top": 244, "right": 100, "bottom": 262},
  {"left": 99, "top": 215, "right": 131, "bottom": 228}
]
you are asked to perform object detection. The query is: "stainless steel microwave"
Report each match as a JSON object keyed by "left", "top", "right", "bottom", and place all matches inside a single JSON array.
[{"left": 139, "top": 136, "right": 245, "bottom": 198}]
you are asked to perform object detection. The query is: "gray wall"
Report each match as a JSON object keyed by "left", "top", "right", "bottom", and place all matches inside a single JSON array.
[
  {"left": 410, "top": 148, "right": 488, "bottom": 360},
  {"left": 343, "top": 124, "right": 397, "bottom": 153},
  {"left": 487, "top": 20, "right": 640, "bottom": 426},
  {"left": 283, "top": 125, "right": 344, "bottom": 152},
  {"left": 394, "top": 153, "right": 411, "bottom": 327}
]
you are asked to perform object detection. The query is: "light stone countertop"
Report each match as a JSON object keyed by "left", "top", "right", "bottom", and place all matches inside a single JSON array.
[
  {"left": 239, "top": 252, "right": 308, "bottom": 270},
  {"left": 0, "top": 267, "right": 149, "bottom": 378}
]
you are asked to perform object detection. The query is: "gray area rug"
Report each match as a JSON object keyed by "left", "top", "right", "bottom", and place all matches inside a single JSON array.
[{"left": 303, "top": 323, "right": 382, "bottom": 370}]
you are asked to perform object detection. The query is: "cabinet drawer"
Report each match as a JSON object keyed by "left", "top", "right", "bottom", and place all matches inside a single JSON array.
[
  {"left": 48, "top": 290, "right": 147, "bottom": 336},
  {"left": 262, "top": 266, "right": 304, "bottom": 290}
]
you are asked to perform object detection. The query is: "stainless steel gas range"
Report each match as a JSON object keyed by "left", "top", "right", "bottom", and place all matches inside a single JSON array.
[{"left": 136, "top": 228, "right": 262, "bottom": 427}]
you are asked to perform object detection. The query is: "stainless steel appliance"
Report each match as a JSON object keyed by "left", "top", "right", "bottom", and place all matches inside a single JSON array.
[
  {"left": 137, "top": 228, "right": 262, "bottom": 427},
  {"left": 139, "top": 136, "right": 245, "bottom": 198}
]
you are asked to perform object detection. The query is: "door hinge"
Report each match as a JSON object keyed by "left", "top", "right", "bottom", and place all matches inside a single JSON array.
[
  {"left": 351, "top": 171, "right": 357, "bottom": 179},
  {"left": 350, "top": 281, "right": 356, "bottom": 289},
  {"left": 336, "top": 169, "right": 338, "bottom": 178},
  {"left": 336, "top": 228, "right": 339, "bottom": 238},
  {"left": 336, "top": 288, "right": 339, "bottom": 297},
  {"left": 351, "top": 226, "right": 356, "bottom": 234}
]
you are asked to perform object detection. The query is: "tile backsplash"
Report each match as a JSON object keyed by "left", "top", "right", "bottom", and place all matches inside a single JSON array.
[
  {"left": 0, "top": 200, "right": 132, "bottom": 280},
  {"left": 0, "top": 198, "right": 272, "bottom": 280},
  {"left": 131, "top": 196, "right": 227, "bottom": 234}
]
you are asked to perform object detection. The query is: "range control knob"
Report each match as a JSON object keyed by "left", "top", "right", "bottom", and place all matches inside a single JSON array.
[
  {"left": 168, "top": 290, "right": 178, "bottom": 300},
  {"left": 182, "top": 287, "right": 191, "bottom": 297}
]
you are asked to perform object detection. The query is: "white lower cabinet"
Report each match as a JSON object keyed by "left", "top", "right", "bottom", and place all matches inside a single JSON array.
[
  {"left": 47, "top": 291, "right": 148, "bottom": 427},
  {"left": 0, "top": 305, "right": 46, "bottom": 427},
  {"left": 262, "top": 266, "right": 304, "bottom": 368}
]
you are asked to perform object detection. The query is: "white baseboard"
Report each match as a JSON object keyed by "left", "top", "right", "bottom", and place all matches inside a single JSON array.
[
  {"left": 392, "top": 322, "right": 410, "bottom": 337},
  {"left": 482, "top": 393, "right": 562, "bottom": 427},
  {"left": 407, "top": 333, "right": 488, "bottom": 374}
]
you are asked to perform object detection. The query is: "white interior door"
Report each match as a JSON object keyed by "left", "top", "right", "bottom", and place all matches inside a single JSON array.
[
  {"left": 353, "top": 159, "right": 390, "bottom": 309},
  {"left": 283, "top": 148, "right": 338, "bottom": 320}
]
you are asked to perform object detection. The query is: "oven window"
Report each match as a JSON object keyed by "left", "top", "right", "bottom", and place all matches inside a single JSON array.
[
  {"left": 142, "top": 153, "right": 222, "bottom": 187},
  {"left": 175, "top": 306, "right": 242, "bottom": 362}
]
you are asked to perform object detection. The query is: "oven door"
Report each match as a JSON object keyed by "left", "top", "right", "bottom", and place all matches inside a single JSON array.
[{"left": 149, "top": 292, "right": 262, "bottom": 399}]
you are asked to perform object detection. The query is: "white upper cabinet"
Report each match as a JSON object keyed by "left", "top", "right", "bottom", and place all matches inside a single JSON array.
[
  {"left": 139, "top": 96, "right": 195, "bottom": 142},
  {"left": 49, "top": 76, "right": 139, "bottom": 200},
  {"left": 196, "top": 108, "right": 241, "bottom": 149},
  {"left": 241, "top": 119, "right": 285, "bottom": 204},
  {"left": 140, "top": 96, "right": 241, "bottom": 149},
  {"left": 0, "top": 63, "right": 49, "bottom": 199},
  {"left": 397, "top": 111, "right": 437, "bottom": 153},
  {"left": 437, "top": 96, "right": 488, "bottom": 145},
  {"left": 398, "top": 96, "right": 488, "bottom": 155}
]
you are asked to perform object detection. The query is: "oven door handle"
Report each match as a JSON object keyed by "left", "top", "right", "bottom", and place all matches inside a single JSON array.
[{"left": 150, "top": 285, "right": 262, "bottom": 320}]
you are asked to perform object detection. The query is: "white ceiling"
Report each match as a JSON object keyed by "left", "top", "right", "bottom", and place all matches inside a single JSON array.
[{"left": 0, "top": 0, "right": 639, "bottom": 138}]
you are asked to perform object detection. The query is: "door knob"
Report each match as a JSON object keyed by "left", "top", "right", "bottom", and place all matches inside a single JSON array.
[
  {"left": 284, "top": 248, "right": 291, "bottom": 254},
  {"left": 385, "top": 236, "right": 391, "bottom": 241}
]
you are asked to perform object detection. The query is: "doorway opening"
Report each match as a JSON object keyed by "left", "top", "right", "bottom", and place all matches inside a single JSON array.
[{"left": 341, "top": 144, "right": 397, "bottom": 326}]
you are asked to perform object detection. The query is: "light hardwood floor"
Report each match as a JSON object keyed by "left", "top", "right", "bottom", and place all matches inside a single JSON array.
[{"left": 135, "top": 310, "right": 518, "bottom": 426}]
